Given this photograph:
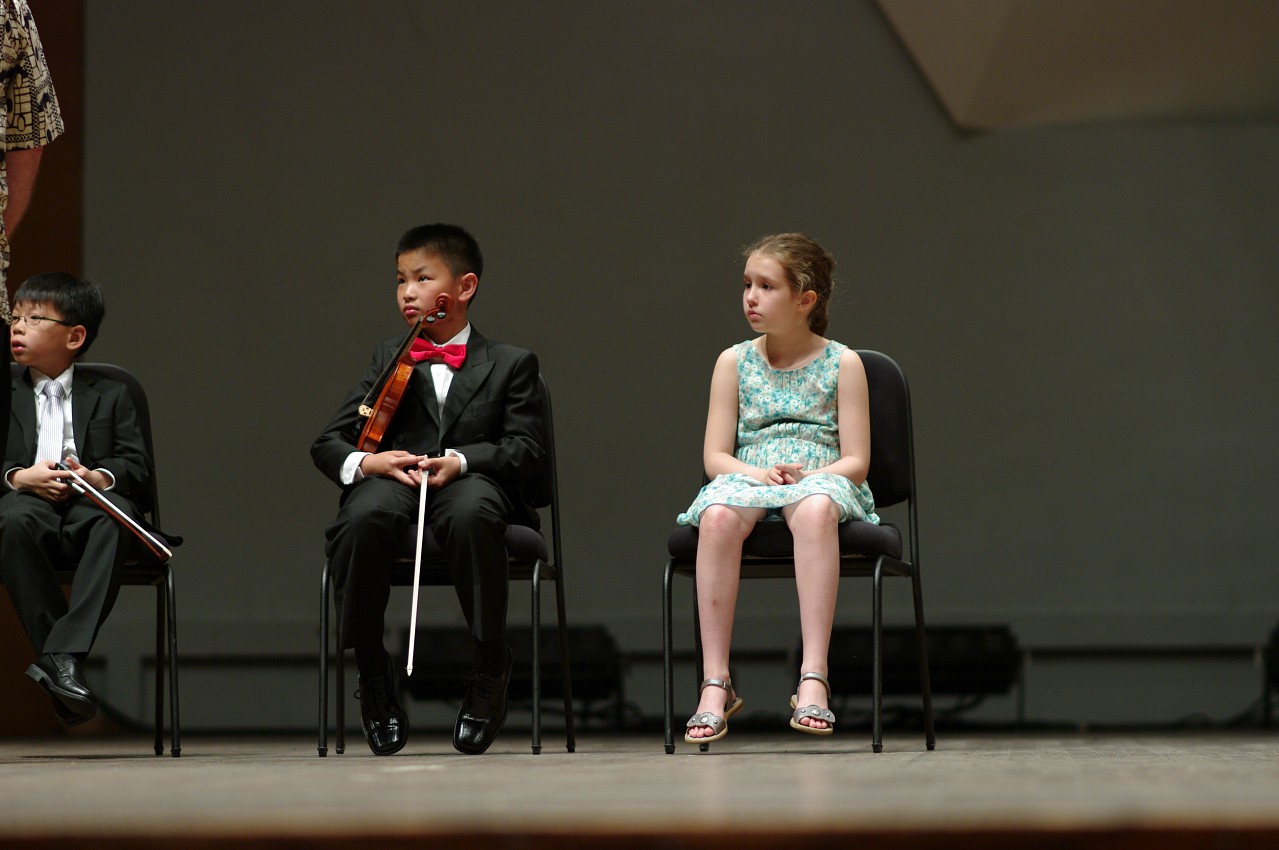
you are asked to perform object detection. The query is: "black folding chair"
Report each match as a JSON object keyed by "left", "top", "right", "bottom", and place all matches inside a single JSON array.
[
  {"left": 662, "top": 350, "right": 935, "bottom": 753},
  {"left": 318, "top": 374, "right": 575, "bottom": 755},
  {"left": 5, "top": 363, "right": 180, "bottom": 756}
]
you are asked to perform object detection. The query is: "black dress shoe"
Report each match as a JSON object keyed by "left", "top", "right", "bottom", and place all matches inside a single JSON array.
[
  {"left": 51, "top": 697, "right": 97, "bottom": 727},
  {"left": 26, "top": 654, "right": 98, "bottom": 726},
  {"left": 356, "top": 656, "right": 407, "bottom": 756},
  {"left": 454, "top": 653, "right": 513, "bottom": 755}
]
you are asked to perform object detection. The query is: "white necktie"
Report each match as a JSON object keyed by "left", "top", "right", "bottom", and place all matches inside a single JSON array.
[{"left": 36, "top": 381, "right": 66, "bottom": 465}]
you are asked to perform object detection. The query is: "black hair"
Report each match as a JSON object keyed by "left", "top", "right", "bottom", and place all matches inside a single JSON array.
[
  {"left": 12, "top": 272, "right": 105, "bottom": 356},
  {"left": 395, "top": 223, "right": 484, "bottom": 279}
]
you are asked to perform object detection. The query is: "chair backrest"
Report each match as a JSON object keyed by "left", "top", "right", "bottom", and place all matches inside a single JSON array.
[
  {"left": 857, "top": 350, "right": 914, "bottom": 510},
  {"left": 521, "top": 374, "right": 556, "bottom": 510},
  {"left": 8, "top": 362, "right": 162, "bottom": 525},
  {"left": 528, "top": 374, "right": 565, "bottom": 569}
]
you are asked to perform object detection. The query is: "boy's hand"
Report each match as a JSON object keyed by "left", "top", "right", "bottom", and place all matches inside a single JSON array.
[
  {"left": 417, "top": 455, "right": 462, "bottom": 490},
  {"left": 359, "top": 450, "right": 426, "bottom": 487},
  {"left": 10, "top": 461, "right": 74, "bottom": 502},
  {"left": 64, "top": 457, "right": 112, "bottom": 491}
]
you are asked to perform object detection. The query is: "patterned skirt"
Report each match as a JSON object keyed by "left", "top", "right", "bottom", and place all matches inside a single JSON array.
[{"left": 676, "top": 472, "right": 879, "bottom": 526}]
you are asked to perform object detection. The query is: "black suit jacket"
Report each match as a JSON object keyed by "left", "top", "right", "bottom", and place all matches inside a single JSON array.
[
  {"left": 4, "top": 366, "right": 154, "bottom": 511},
  {"left": 311, "top": 327, "right": 546, "bottom": 526}
]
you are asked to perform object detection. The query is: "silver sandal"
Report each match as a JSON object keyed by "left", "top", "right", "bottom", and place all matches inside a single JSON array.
[
  {"left": 789, "top": 671, "right": 836, "bottom": 736},
  {"left": 684, "top": 677, "right": 744, "bottom": 744}
]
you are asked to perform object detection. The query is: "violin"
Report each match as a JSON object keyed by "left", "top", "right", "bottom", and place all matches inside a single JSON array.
[{"left": 355, "top": 295, "right": 450, "bottom": 452}]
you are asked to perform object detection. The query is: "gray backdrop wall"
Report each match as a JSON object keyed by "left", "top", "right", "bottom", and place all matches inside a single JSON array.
[{"left": 78, "top": 1, "right": 1278, "bottom": 728}]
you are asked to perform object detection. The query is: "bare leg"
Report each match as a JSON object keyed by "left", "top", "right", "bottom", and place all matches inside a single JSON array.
[
  {"left": 782, "top": 496, "right": 841, "bottom": 730},
  {"left": 686, "top": 504, "right": 764, "bottom": 739}
]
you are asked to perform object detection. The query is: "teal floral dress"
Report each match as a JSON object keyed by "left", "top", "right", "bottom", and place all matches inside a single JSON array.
[{"left": 677, "top": 339, "right": 879, "bottom": 526}]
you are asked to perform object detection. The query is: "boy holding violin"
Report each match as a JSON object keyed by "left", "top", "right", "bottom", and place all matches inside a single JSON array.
[{"left": 311, "top": 223, "right": 545, "bottom": 756}]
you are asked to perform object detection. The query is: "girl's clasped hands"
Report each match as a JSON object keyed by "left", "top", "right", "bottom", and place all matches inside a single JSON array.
[{"left": 762, "top": 463, "right": 804, "bottom": 485}]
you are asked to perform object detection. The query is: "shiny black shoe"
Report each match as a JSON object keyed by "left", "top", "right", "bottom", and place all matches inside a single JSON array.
[
  {"left": 26, "top": 653, "right": 97, "bottom": 725},
  {"left": 453, "top": 653, "right": 513, "bottom": 755},
  {"left": 355, "top": 657, "right": 407, "bottom": 756},
  {"left": 51, "top": 696, "right": 97, "bottom": 727}
]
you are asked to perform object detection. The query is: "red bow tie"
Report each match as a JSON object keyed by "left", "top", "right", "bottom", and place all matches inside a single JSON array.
[{"left": 408, "top": 338, "right": 466, "bottom": 368}]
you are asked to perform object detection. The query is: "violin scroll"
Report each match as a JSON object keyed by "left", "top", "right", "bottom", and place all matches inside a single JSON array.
[{"left": 424, "top": 295, "right": 450, "bottom": 324}]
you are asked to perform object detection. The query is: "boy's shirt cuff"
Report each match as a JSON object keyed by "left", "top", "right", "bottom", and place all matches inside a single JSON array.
[{"left": 341, "top": 451, "right": 371, "bottom": 485}]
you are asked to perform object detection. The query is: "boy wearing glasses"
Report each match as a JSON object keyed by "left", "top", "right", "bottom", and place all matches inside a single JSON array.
[{"left": 0, "top": 272, "right": 152, "bottom": 726}]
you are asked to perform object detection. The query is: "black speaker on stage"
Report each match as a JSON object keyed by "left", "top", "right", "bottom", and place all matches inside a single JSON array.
[
  {"left": 1268, "top": 623, "right": 1279, "bottom": 688},
  {"left": 1265, "top": 623, "right": 1279, "bottom": 724},
  {"left": 399, "top": 625, "right": 623, "bottom": 705},
  {"left": 823, "top": 624, "right": 1021, "bottom": 697}
]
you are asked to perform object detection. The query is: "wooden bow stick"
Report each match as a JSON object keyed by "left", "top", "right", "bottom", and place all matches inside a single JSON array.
[{"left": 405, "top": 471, "right": 429, "bottom": 676}]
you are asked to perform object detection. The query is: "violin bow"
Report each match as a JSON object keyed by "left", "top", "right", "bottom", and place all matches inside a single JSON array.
[
  {"left": 56, "top": 462, "right": 172, "bottom": 562},
  {"left": 405, "top": 471, "right": 429, "bottom": 676}
]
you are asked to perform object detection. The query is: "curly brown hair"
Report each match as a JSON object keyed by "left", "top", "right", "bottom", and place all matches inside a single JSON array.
[{"left": 743, "top": 233, "right": 835, "bottom": 336}]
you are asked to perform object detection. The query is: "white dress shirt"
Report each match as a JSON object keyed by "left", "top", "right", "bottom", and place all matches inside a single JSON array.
[
  {"left": 340, "top": 324, "right": 472, "bottom": 485},
  {"left": 4, "top": 365, "right": 116, "bottom": 490}
]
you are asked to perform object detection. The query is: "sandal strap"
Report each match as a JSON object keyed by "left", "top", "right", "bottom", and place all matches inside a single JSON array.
[
  {"left": 797, "top": 671, "right": 831, "bottom": 698},
  {"left": 699, "top": 677, "right": 733, "bottom": 694},
  {"left": 686, "top": 711, "right": 726, "bottom": 732},
  {"left": 793, "top": 704, "right": 837, "bottom": 725}
]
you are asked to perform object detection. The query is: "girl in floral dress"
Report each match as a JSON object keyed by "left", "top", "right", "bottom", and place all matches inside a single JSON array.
[{"left": 679, "top": 233, "right": 878, "bottom": 744}]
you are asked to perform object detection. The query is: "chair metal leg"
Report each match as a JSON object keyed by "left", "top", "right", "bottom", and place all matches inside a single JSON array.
[
  {"left": 911, "top": 569, "right": 936, "bottom": 751},
  {"left": 530, "top": 562, "right": 543, "bottom": 755},
  {"left": 327, "top": 561, "right": 345, "bottom": 756},
  {"left": 318, "top": 561, "right": 330, "bottom": 757},
  {"left": 165, "top": 565, "right": 181, "bottom": 757},
  {"left": 553, "top": 566, "right": 576, "bottom": 752},
  {"left": 336, "top": 642, "right": 346, "bottom": 755},
  {"left": 153, "top": 582, "right": 164, "bottom": 756},
  {"left": 872, "top": 561, "right": 884, "bottom": 754},
  {"left": 662, "top": 559, "right": 676, "bottom": 754}
]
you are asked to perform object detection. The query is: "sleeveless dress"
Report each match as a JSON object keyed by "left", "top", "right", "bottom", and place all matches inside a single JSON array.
[{"left": 677, "top": 339, "right": 879, "bottom": 526}]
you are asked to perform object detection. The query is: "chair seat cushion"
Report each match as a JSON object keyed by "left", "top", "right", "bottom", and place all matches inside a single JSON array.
[
  {"left": 667, "top": 519, "right": 902, "bottom": 561},
  {"left": 400, "top": 523, "right": 546, "bottom": 563},
  {"left": 325, "top": 524, "right": 548, "bottom": 564}
]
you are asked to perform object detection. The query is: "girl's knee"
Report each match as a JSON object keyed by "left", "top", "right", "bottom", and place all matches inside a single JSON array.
[
  {"left": 698, "top": 505, "right": 752, "bottom": 539},
  {"left": 790, "top": 496, "right": 840, "bottom": 532}
]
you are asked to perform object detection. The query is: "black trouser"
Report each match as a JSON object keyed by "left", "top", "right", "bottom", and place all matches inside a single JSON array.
[
  {"left": 0, "top": 489, "right": 135, "bottom": 655},
  {"left": 325, "top": 474, "right": 513, "bottom": 661}
]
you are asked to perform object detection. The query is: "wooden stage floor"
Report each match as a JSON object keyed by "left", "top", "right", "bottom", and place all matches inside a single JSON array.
[{"left": 1, "top": 731, "right": 1278, "bottom": 848}]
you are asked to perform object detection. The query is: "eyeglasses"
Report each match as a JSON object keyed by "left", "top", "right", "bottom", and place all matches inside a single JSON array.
[{"left": 8, "top": 314, "right": 74, "bottom": 329}]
